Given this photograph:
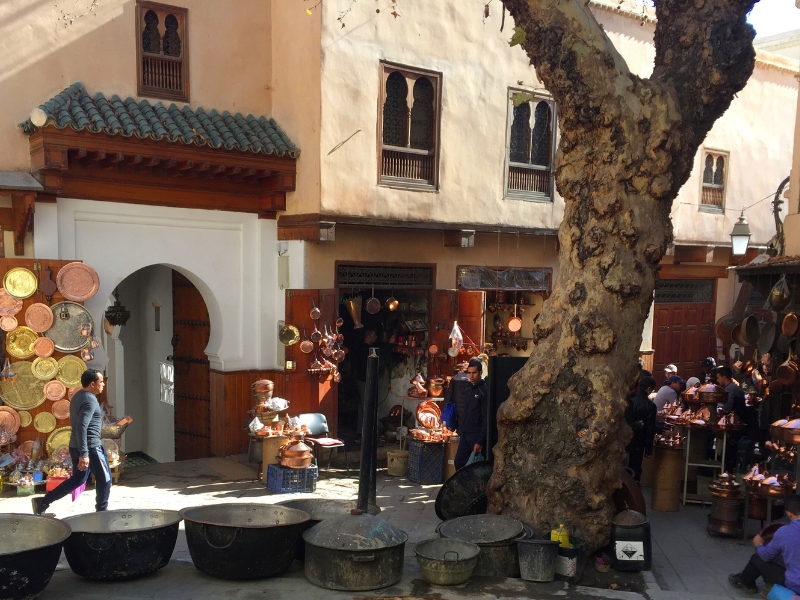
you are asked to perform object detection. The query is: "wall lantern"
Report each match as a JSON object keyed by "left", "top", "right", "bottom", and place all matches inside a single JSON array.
[{"left": 730, "top": 212, "right": 751, "bottom": 256}]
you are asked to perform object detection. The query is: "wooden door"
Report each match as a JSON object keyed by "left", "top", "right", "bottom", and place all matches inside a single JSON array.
[
  {"left": 284, "top": 289, "right": 338, "bottom": 434},
  {"left": 428, "top": 290, "right": 458, "bottom": 377},
  {"left": 172, "top": 271, "right": 211, "bottom": 460},
  {"left": 653, "top": 300, "right": 716, "bottom": 385},
  {"left": 457, "top": 290, "right": 486, "bottom": 349}
]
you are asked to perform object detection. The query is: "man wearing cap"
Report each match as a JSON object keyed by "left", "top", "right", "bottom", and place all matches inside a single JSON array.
[
  {"left": 697, "top": 357, "right": 716, "bottom": 383},
  {"left": 653, "top": 375, "right": 685, "bottom": 412}
]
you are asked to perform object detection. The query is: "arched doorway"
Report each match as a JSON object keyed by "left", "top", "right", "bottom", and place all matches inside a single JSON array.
[{"left": 110, "top": 265, "right": 211, "bottom": 463}]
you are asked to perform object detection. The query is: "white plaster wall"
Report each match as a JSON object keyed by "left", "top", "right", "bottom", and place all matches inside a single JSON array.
[{"left": 44, "top": 199, "right": 281, "bottom": 371}]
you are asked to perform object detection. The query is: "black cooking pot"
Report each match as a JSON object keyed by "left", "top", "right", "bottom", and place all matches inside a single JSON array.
[
  {"left": 62, "top": 509, "right": 181, "bottom": 580},
  {"left": 181, "top": 503, "right": 310, "bottom": 580},
  {"left": 303, "top": 513, "right": 407, "bottom": 591},
  {"left": 0, "top": 514, "right": 71, "bottom": 600},
  {"left": 277, "top": 499, "right": 381, "bottom": 561}
]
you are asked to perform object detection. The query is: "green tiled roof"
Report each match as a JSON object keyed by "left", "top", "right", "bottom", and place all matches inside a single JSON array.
[{"left": 20, "top": 82, "right": 299, "bottom": 159}]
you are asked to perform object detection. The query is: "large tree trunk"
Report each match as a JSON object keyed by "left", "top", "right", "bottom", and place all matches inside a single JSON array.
[{"left": 488, "top": 0, "right": 757, "bottom": 551}]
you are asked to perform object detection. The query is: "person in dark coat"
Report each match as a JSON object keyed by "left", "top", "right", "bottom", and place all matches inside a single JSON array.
[
  {"left": 625, "top": 375, "right": 657, "bottom": 483},
  {"left": 454, "top": 358, "right": 488, "bottom": 470}
]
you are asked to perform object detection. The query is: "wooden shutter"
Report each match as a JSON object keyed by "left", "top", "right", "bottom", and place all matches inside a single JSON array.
[
  {"left": 429, "top": 289, "right": 457, "bottom": 377},
  {"left": 457, "top": 290, "right": 485, "bottom": 349}
]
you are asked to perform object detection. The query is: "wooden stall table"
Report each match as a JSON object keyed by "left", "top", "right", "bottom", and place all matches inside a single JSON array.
[{"left": 651, "top": 444, "right": 684, "bottom": 512}]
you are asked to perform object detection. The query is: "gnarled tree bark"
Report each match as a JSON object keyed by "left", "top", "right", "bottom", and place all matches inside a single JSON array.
[{"left": 488, "top": 0, "right": 757, "bottom": 551}]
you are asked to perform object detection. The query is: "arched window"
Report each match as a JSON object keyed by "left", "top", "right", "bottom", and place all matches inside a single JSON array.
[
  {"left": 509, "top": 102, "right": 531, "bottom": 164},
  {"left": 410, "top": 77, "right": 435, "bottom": 150},
  {"left": 713, "top": 156, "right": 725, "bottom": 185},
  {"left": 163, "top": 14, "right": 182, "bottom": 57},
  {"left": 530, "top": 101, "right": 552, "bottom": 167},
  {"left": 702, "top": 155, "right": 714, "bottom": 184},
  {"left": 142, "top": 10, "right": 161, "bottom": 53},
  {"left": 382, "top": 72, "right": 409, "bottom": 147}
]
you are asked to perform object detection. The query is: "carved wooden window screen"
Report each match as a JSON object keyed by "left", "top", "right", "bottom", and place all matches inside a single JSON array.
[
  {"left": 654, "top": 279, "right": 715, "bottom": 304},
  {"left": 136, "top": 1, "right": 189, "bottom": 102},
  {"left": 378, "top": 63, "right": 442, "bottom": 190},
  {"left": 505, "top": 90, "right": 557, "bottom": 202},
  {"left": 700, "top": 150, "right": 727, "bottom": 212},
  {"left": 337, "top": 264, "right": 434, "bottom": 289}
]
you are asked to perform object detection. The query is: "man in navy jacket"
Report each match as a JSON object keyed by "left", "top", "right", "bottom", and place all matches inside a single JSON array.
[{"left": 454, "top": 358, "right": 488, "bottom": 470}]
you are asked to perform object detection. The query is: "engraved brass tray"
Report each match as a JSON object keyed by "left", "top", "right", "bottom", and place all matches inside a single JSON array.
[
  {"left": 57, "top": 355, "right": 87, "bottom": 388},
  {"left": 6, "top": 326, "right": 39, "bottom": 359},
  {"left": 0, "top": 361, "right": 46, "bottom": 410},
  {"left": 4, "top": 267, "right": 38, "bottom": 300},
  {"left": 31, "top": 356, "right": 59, "bottom": 381},
  {"left": 18, "top": 410, "right": 32, "bottom": 427},
  {"left": 47, "top": 426, "right": 72, "bottom": 455},
  {"left": 44, "top": 301, "right": 93, "bottom": 353},
  {"left": 34, "top": 411, "right": 56, "bottom": 434}
]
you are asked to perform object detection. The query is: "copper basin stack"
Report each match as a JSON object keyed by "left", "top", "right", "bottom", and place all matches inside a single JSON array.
[{"left": 279, "top": 436, "right": 314, "bottom": 469}]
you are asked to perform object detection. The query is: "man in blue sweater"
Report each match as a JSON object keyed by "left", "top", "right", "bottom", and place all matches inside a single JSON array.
[
  {"left": 729, "top": 494, "right": 800, "bottom": 594},
  {"left": 32, "top": 369, "right": 112, "bottom": 514},
  {"left": 453, "top": 358, "right": 488, "bottom": 470}
]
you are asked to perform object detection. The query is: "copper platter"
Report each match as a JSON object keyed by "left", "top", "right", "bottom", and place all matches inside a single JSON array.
[
  {"left": 0, "top": 406, "right": 21, "bottom": 434},
  {"left": 44, "top": 301, "right": 93, "bottom": 352},
  {"left": 0, "top": 315, "right": 17, "bottom": 332},
  {"left": 56, "top": 262, "right": 100, "bottom": 302},
  {"left": 52, "top": 399, "right": 71, "bottom": 420},
  {"left": 44, "top": 380, "right": 67, "bottom": 402},
  {"left": 25, "top": 303, "right": 54, "bottom": 333},
  {"left": 6, "top": 326, "right": 39, "bottom": 359},
  {"left": 3, "top": 267, "right": 38, "bottom": 300},
  {"left": 33, "top": 336, "right": 55, "bottom": 358},
  {"left": 0, "top": 289, "right": 23, "bottom": 316},
  {"left": 0, "top": 361, "right": 46, "bottom": 410}
]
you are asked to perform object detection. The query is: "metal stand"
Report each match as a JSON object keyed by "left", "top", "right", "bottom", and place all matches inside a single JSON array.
[{"left": 682, "top": 427, "right": 728, "bottom": 505}]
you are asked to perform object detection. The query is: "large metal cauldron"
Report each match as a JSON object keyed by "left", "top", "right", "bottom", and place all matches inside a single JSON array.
[
  {"left": 181, "top": 503, "right": 310, "bottom": 580},
  {"left": 0, "top": 514, "right": 71, "bottom": 600},
  {"left": 277, "top": 499, "right": 381, "bottom": 561},
  {"left": 304, "top": 513, "right": 408, "bottom": 591},
  {"left": 62, "top": 509, "right": 181, "bottom": 580}
]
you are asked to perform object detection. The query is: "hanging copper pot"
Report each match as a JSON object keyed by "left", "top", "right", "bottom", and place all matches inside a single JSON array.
[
  {"left": 346, "top": 296, "right": 363, "bottom": 329},
  {"left": 507, "top": 305, "right": 522, "bottom": 333},
  {"left": 311, "top": 321, "right": 322, "bottom": 343},
  {"left": 300, "top": 327, "right": 314, "bottom": 354},
  {"left": 782, "top": 312, "right": 798, "bottom": 337},
  {"left": 366, "top": 285, "right": 381, "bottom": 315},
  {"left": 310, "top": 299, "right": 321, "bottom": 320},
  {"left": 428, "top": 342, "right": 439, "bottom": 355},
  {"left": 775, "top": 350, "right": 799, "bottom": 386},
  {"left": 386, "top": 293, "right": 399, "bottom": 312}
]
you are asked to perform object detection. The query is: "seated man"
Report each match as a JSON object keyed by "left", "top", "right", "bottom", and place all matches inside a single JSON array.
[{"left": 729, "top": 494, "right": 800, "bottom": 594}]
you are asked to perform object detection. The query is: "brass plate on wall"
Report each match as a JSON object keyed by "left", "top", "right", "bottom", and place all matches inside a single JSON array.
[
  {"left": 6, "top": 326, "right": 39, "bottom": 359},
  {"left": 0, "top": 362, "right": 46, "bottom": 410},
  {"left": 4, "top": 268, "right": 38, "bottom": 300},
  {"left": 44, "top": 302, "right": 93, "bottom": 353}
]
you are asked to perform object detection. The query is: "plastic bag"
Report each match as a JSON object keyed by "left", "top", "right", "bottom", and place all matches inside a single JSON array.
[
  {"left": 766, "top": 275, "right": 791, "bottom": 312},
  {"left": 466, "top": 450, "right": 485, "bottom": 465},
  {"left": 441, "top": 402, "right": 458, "bottom": 431},
  {"left": 449, "top": 321, "right": 463, "bottom": 350},
  {"left": 248, "top": 417, "right": 265, "bottom": 433}
]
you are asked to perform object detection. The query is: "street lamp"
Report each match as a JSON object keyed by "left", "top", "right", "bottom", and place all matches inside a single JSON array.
[{"left": 730, "top": 212, "right": 751, "bottom": 256}]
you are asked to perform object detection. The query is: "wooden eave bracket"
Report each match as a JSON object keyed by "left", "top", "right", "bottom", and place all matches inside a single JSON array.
[
  {"left": 278, "top": 213, "right": 336, "bottom": 242},
  {"left": 11, "top": 192, "right": 35, "bottom": 256}
]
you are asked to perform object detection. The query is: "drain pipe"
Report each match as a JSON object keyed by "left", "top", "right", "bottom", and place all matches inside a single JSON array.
[{"left": 358, "top": 348, "right": 379, "bottom": 512}]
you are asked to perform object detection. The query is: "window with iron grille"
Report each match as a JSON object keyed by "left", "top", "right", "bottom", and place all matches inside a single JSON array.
[
  {"left": 505, "top": 90, "right": 557, "bottom": 202},
  {"left": 700, "top": 150, "right": 727, "bottom": 213},
  {"left": 655, "top": 279, "right": 715, "bottom": 304},
  {"left": 336, "top": 264, "right": 434, "bottom": 289},
  {"left": 136, "top": 1, "right": 189, "bottom": 102},
  {"left": 378, "top": 63, "right": 441, "bottom": 191}
]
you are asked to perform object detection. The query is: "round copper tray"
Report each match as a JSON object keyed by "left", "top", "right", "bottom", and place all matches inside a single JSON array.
[
  {"left": 43, "top": 380, "right": 67, "bottom": 402},
  {"left": 6, "top": 326, "right": 40, "bottom": 359},
  {"left": 18, "top": 410, "right": 32, "bottom": 427},
  {"left": 32, "top": 336, "right": 55, "bottom": 358},
  {"left": 4, "top": 267, "right": 38, "bottom": 299},
  {"left": 0, "top": 361, "right": 46, "bottom": 410},
  {"left": 0, "top": 315, "right": 17, "bottom": 332},
  {"left": 33, "top": 411, "right": 56, "bottom": 434},
  {"left": 56, "top": 262, "right": 100, "bottom": 302},
  {"left": 0, "top": 289, "right": 23, "bottom": 316},
  {"left": 31, "top": 356, "right": 59, "bottom": 381},
  {"left": 52, "top": 399, "right": 70, "bottom": 420},
  {"left": 0, "top": 405, "right": 21, "bottom": 434},
  {"left": 25, "top": 303, "right": 54, "bottom": 333},
  {"left": 44, "top": 302, "right": 93, "bottom": 352}
]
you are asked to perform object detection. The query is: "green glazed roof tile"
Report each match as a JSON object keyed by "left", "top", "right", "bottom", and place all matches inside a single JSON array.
[{"left": 20, "top": 82, "right": 299, "bottom": 159}]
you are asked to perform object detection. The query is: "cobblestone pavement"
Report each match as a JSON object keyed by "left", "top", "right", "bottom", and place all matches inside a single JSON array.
[{"left": 0, "top": 456, "right": 763, "bottom": 599}]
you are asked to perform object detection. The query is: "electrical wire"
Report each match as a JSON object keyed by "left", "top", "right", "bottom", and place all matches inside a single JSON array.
[{"left": 669, "top": 186, "right": 784, "bottom": 218}]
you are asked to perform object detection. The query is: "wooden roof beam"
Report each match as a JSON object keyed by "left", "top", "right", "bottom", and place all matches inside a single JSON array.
[{"left": 11, "top": 191, "right": 35, "bottom": 256}]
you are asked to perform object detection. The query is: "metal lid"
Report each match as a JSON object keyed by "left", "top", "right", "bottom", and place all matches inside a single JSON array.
[
  {"left": 437, "top": 514, "right": 524, "bottom": 545},
  {"left": 612, "top": 510, "right": 648, "bottom": 527},
  {"left": 302, "top": 513, "right": 408, "bottom": 551}
]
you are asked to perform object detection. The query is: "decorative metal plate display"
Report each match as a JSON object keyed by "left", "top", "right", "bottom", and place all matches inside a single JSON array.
[
  {"left": 31, "top": 357, "right": 59, "bottom": 381},
  {"left": 34, "top": 411, "right": 57, "bottom": 434},
  {"left": 0, "top": 405, "right": 21, "bottom": 434},
  {"left": 44, "top": 302, "right": 93, "bottom": 352},
  {"left": 33, "top": 337, "right": 55, "bottom": 358},
  {"left": 6, "top": 326, "right": 39, "bottom": 359},
  {"left": 25, "top": 303, "right": 54, "bottom": 333},
  {"left": 0, "top": 289, "right": 23, "bottom": 316},
  {"left": 56, "top": 262, "right": 100, "bottom": 302},
  {"left": 3, "top": 268, "right": 38, "bottom": 300},
  {"left": 18, "top": 410, "right": 32, "bottom": 428},
  {"left": 57, "top": 355, "right": 87, "bottom": 388},
  {"left": 44, "top": 380, "right": 67, "bottom": 402},
  {"left": 47, "top": 426, "right": 72, "bottom": 455},
  {"left": 0, "top": 362, "right": 46, "bottom": 410},
  {"left": 0, "top": 315, "right": 17, "bottom": 332},
  {"left": 52, "top": 399, "right": 71, "bottom": 420}
]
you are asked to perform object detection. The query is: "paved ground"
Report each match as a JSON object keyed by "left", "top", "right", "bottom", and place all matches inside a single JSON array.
[{"left": 0, "top": 454, "right": 768, "bottom": 599}]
